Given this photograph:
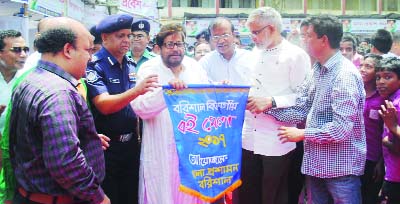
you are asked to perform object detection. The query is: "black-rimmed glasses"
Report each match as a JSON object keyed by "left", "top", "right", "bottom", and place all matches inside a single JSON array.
[{"left": 163, "top": 42, "right": 185, "bottom": 49}]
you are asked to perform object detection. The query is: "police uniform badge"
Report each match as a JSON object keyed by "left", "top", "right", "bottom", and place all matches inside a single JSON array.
[
  {"left": 129, "top": 72, "right": 137, "bottom": 83},
  {"left": 86, "top": 70, "right": 99, "bottom": 83}
]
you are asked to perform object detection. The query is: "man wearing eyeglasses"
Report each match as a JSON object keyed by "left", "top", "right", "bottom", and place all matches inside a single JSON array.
[
  {"left": 130, "top": 23, "right": 210, "bottom": 204},
  {"left": 199, "top": 17, "right": 253, "bottom": 86},
  {"left": 127, "top": 19, "right": 156, "bottom": 70},
  {"left": 0, "top": 29, "right": 27, "bottom": 140},
  {"left": 85, "top": 14, "right": 159, "bottom": 204},
  {"left": 240, "top": 7, "right": 310, "bottom": 204}
]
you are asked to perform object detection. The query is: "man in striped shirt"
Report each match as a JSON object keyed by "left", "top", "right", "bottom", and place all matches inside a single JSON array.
[
  {"left": 9, "top": 18, "right": 109, "bottom": 204},
  {"left": 268, "top": 15, "right": 366, "bottom": 204}
]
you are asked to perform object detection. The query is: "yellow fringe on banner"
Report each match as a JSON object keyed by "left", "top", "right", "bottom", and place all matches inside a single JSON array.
[{"left": 179, "top": 179, "right": 242, "bottom": 203}]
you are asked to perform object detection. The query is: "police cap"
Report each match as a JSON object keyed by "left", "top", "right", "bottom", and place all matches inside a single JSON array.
[
  {"left": 131, "top": 19, "right": 150, "bottom": 33},
  {"left": 96, "top": 14, "right": 133, "bottom": 34}
]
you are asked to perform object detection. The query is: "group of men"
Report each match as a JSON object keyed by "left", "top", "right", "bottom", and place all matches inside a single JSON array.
[{"left": 0, "top": 6, "right": 373, "bottom": 204}]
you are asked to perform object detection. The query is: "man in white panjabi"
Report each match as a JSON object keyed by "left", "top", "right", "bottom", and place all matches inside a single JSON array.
[{"left": 131, "top": 23, "right": 210, "bottom": 204}]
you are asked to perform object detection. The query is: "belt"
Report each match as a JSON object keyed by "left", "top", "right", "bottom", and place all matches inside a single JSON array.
[{"left": 18, "top": 187, "right": 74, "bottom": 204}]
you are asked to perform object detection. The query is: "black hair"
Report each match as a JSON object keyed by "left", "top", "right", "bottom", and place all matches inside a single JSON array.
[
  {"left": 363, "top": 53, "right": 382, "bottom": 67},
  {"left": 35, "top": 28, "right": 77, "bottom": 54},
  {"left": 0, "top": 30, "right": 22, "bottom": 51},
  {"left": 341, "top": 33, "right": 357, "bottom": 51},
  {"left": 300, "top": 17, "right": 311, "bottom": 28},
  {"left": 155, "top": 23, "right": 186, "bottom": 48},
  {"left": 208, "top": 17, "right": 235, "bottom": 35},
  {"left": 371, "top": 29, "right": 393, "bottom": 54},
  {"left": 195, "top": 29, "right": 210, "bottom": 42},
  {"left": 375, "top": 57, "right": 400, "bottom": 78},
  {"left": 309, "top": 15, "right": 342, "bottom": 49},
  {"left": 90, "top": 25, "right": 102, "bottom": 45}
]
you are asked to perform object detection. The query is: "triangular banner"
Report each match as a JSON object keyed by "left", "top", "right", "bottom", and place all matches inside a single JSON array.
[{"left": 162, "top": 85, "right": 249, "bottom": 202}]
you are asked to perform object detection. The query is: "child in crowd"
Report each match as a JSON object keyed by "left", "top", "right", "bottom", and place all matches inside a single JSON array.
[
  {"left": 359, "top": 54, "right": 385, "bottom": 204},
  {"left": 376, "top": 57, "right": 400, "bottom": 204}
]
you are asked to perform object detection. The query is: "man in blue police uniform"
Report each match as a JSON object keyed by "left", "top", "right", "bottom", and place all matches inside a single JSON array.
[
  {"left": 85, "top": 14, "right": 159, "bottom": 204},
  {"left": 126, "top": 19, "right": 157, "bottom": 70}
]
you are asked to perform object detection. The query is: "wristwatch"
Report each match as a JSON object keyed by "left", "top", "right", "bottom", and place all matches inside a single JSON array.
[{"left": 271, "top": 97, "right": 277, "bottom": 108}]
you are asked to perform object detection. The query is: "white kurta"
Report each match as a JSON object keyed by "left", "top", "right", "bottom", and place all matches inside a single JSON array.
[
  {"left": 242, "top": 39, "right": 311, "bottom": 156},
  {"left": 131, "top": 56, "right": 210, "bottom": 204}
]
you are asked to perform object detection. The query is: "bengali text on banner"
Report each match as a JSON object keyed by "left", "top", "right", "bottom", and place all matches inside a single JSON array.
[{"left": 162, "top": 85, "right": 250, "bottom": 202}]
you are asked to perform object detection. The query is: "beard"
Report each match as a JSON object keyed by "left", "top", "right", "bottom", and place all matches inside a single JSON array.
[{"left": 162, "top": 53, "right": 184, "bottom": 68}]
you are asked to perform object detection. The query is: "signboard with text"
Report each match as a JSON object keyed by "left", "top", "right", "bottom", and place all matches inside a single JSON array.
[{"left": 29, "top": 0, "right": 65, "bottom": 17}]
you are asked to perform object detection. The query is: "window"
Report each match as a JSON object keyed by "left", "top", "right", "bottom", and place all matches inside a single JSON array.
[
  {"left": 283, "top": 0, "right": 302, "bottom": 10},
  {"left": 383, "top": 0, "right": 398, "bottom": 11},
  {"left": 188, "top": 0, "right": 201, "bottom": 7},
  {"left": 308, "top": 0, "right": 341, "bottom": 10},
  {"left": 220, "top": 0, "right": 232, "bottom": 8},
  {"left": 345, "top": 0, "right": 359, "bottom": 10},
  {"left": 360, "top": 0, "right": 377, "bottom": 12},
  {"left": 239, "top": 0, "right": 254, "bottom": 8},
  {"left": 264, "top": 0, "right": 302, "bottom": 10},
  {"left": 172, "top": 0, "right": 180, "bottom": 7}
]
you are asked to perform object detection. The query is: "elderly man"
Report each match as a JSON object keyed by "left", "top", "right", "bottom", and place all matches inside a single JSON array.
[
  {"left": 241, "top": 7, "right": 310, "bottom": 204},
  {"left": 8, "top": 17, "right": 110, "bottom": 204},
  {"left": 86, "top": 14, "right": 158, "bottom": 204},
  {"left": 131, "top": 23, "right": 210, "bottom": 204},
  {"left": 269, "top": 15, "right": 366, "bottom": 204},
  {"left": 127, "top": 19, "right": 156, "bottom": 70}
]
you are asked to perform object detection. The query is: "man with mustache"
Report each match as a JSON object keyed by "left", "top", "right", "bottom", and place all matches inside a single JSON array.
[
  {"left": 199, "top": 17, "right": 252, "bottom": 86},
  {"left": 85, "top": 14, "right": 158, "bottom": 204},
  {"left": 242, "top": 7, "right": 310, "bottom": 204},
  {"left": 131, "top": 23, "right": 210, "bottom": 204}
]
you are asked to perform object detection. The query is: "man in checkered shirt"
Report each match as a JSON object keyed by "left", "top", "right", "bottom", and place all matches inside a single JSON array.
[{"left": 268, "top": 15, "right": 366, "bottom": 204}]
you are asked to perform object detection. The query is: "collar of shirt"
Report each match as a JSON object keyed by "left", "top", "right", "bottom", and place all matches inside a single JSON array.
[
  {"left": 142, "top": 49, "right": 156, "bottom": 59},
  {"left": 127, "top": 49, "right": 153, "bottom": 64},
  {"left": 38, "top": 60, "right": 79, "bottom": 88},
  {"left": 389, "top": 89, "right": 400, "bottom": 101},
  {"left": 218, "top": 48, "right": 237, "bottom": 62},
  {"left": 264, "top": 39, "right": 285, "bottom": 53},
  {"left": 95, "top": 47, "right": 131, "bottom": 67},
  {"left": 314, "top": 51, "right": 342, "bottom": 74},
  {"left": 366, "top": 90, "right": 381, "bottom": 100}
]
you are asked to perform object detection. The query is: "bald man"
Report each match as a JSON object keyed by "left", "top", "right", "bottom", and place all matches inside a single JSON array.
[{"left": 8, "top": 17, "right": 110, "bottom": 204}]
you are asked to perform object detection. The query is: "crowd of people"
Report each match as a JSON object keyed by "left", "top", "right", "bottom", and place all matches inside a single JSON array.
[{"left": 0, "top": 5, "right": 400, "bottom": 204}]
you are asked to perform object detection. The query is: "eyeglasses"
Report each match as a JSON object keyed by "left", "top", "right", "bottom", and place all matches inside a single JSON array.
[
  {"left": 9, "top": 46, "right": 29, "bottom": 53},
  {"left": 211, "top": 33, "right": 232, "bottom": 41},
  {"left": 163, "top": 42, "right": 185, "bottom": 49},
  {"left": 129, "top": 34, "right": 145, "bottom": 40},
  {"left": 251, "top": 25, "right": 271, "bottom": 36}
]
